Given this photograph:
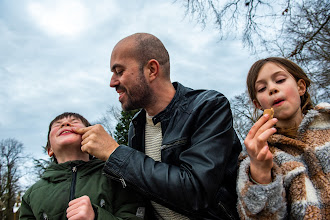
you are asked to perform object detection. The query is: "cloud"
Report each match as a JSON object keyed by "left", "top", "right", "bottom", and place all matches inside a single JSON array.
[
  {"left": 26, "top": 0, "right": 119, "bottom": 38},
  {"left": 27, "top": 1, "right": 89, "bottom": 37},
  {"left": 0, "top": 0, "right": 255, "bottom": 185}
]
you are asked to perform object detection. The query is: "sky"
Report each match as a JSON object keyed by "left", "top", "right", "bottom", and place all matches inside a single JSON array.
[{"left": 0, "top": 0, "right": 256, "bottom": 181}]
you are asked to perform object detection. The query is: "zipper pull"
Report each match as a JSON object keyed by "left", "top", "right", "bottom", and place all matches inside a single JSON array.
[
  {"left": 120, "top": 178, "right": 127, "bottom": 188},
  {"left": 72, "top": 166, "right": 77, "bottom": 172}
]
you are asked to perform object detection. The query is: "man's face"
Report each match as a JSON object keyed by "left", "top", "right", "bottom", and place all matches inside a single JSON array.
[
  {"left": 110, "top": 42, "right": 152, "bottom": 111},
  {"left": 48, "top": 116, "right": 86, "bottom": 157}
]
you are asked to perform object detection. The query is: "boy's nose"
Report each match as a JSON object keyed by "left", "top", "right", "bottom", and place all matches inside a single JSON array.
[{"left": 61, "top": 122, "right": 72, "bottom": 127}]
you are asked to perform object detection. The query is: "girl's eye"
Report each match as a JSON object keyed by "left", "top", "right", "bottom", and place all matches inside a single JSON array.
[
  {"left": 276, "top": 78, "right": 286, "bottom": 84},
  {"left": 257, "top": 87, "right": 266, "bottom": 93}
]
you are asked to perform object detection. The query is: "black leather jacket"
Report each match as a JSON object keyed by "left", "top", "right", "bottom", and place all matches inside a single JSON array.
[{"left": 104, "top": 82, "right": 242, "bottom": 219}]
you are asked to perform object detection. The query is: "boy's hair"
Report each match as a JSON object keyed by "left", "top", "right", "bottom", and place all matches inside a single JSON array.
[
  {"left": 46, "top": 112, "right": 91, "bottom": 151},
  {"left": 246, "top": 57, "right": 313, "bottom": 115}
]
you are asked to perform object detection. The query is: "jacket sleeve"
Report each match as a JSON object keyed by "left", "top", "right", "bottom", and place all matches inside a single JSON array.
[
  {"left": 236, "top": 152, "right": 287, "bottom": 219},
  {"left": 104, "top": 93, "right": 241, "bottom": 216},
  {"left": 19, "top": 195, "right": 36, "bottom": 220}
]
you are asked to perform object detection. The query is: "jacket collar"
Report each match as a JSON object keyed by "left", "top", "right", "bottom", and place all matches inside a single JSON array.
[
  {"left": 42, "top": 159, "right": 103, "bottom": 182},
  {"left": 131, "top": 82, "right": 187, "bottom": 126},
  {"left": 152, "top": 82, "right": 184, "bottom": 125}
]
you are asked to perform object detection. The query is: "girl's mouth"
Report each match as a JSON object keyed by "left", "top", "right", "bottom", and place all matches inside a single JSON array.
[{"left": 273, "top": 99, "right": 284, "bottom": 106}]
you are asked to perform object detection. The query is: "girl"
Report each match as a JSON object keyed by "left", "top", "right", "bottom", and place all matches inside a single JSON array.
[{"left": 236, "top": 57, "right": 329, "bottom": 219}]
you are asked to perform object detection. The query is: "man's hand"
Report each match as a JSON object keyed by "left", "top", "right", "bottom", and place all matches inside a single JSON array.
[
  {"left": 66, "top": 196, "right": 95, "bottom": 220},
  {"left": 73, "top": 124, "right": 119, "bottom": 161}
]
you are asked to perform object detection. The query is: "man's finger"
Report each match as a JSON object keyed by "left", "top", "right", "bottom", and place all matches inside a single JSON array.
[{"left": 72, "top": 126, "right": 93, "bottom": 135}]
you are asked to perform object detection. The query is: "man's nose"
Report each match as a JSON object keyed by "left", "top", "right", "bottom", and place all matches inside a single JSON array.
[{"left": 110, "top": 74, "right": 119, "bottom": 88}]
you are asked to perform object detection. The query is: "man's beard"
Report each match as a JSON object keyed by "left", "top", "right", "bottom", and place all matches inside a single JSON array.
[{"left": 120, "top": 71, "right": 152, "bottom": 111}]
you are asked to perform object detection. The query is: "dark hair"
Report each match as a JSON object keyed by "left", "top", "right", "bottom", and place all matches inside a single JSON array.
[
  {"left": 130, "top": 33, "right": 170, "bottom": 78},
  {"left": 246, "top": 57, "right": 313, "bottom": 115},
  {"left": 46, "top": 112, "right": 91, "bottom": 151}
]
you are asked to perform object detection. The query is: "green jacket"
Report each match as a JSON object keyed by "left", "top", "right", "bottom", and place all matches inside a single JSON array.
[{"left": 20, "top": 159, "right": 145, "bottom": 220}]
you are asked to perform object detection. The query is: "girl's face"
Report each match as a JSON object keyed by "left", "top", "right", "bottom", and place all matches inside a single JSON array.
[{"left": 253, "top": 62, "right": 306, "bottom": 127}]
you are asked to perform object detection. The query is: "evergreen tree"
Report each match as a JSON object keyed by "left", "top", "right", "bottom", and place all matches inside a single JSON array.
[{"left": 114, "top": 109, "right": 140, "bottom": 145}]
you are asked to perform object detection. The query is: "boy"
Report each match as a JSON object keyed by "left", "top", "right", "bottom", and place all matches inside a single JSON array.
[{"left": 20, "top": 112, "right": 145, "bottom": 220}]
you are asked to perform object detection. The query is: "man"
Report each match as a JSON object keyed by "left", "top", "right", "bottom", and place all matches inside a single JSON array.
[{"left": 75, "top": 33, "right": 242, "bottom": 219}]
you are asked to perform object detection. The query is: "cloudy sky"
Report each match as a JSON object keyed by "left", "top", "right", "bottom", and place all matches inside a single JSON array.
[{"left": 0, "top": 0, "right": 256, "bottom": 166}]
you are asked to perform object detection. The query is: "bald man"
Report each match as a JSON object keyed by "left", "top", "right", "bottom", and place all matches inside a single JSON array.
[{"left": 75, "top": 33, "right": 242, "bottom": 220}]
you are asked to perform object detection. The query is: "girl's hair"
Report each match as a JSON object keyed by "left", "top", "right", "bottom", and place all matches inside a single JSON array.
[{"left": 246, "top": 57, "right": 313, "bottom": 115}]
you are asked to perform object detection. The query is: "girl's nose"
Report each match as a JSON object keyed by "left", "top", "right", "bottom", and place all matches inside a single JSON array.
[{"left": 269, "top": 87, "right": 279, "bottom": 95}]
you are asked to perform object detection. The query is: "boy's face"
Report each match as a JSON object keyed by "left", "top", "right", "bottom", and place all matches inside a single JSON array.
[{"left": 48, "top": 116, "right": 86, "bottom": 157}]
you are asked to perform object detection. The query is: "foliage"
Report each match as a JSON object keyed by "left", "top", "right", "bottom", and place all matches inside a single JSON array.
[
  {"left": 0, "top": 138, "right": 24, "bottom": 220},
  {"left": 114, "top": 109, "right": 140, "bottom": 145},
  {"left": 179, "top": 0, "right": 330, "bottom": 102}
]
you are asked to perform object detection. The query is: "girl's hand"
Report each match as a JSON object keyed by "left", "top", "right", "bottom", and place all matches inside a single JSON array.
[{"left": 244, "top": 114, "right": 277, "bottom": 184}]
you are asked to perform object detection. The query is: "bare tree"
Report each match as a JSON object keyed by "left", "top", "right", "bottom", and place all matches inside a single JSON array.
[
  {"left": 92, "top": 105, "right": 121, "bottom": 136},
  {"left": 178, "top": 0, "right": 329, "bottom": 101},
  {"left": 230, "top": 92, "right": 259, "bottom": 146},
  {"left": 0, "top": 138, "right": 24, "bottom": 220},
  {"left": 33, "top": 146, "right": 51, "bottom": 179}
]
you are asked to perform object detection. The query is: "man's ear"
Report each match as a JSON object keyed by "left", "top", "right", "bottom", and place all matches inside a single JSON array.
[
  {"left": 146, "top": 59, "right": 160, "bottom": 82},
  {"left": 297, "top": 79, "right": 307, "bottom": 96},
  {"left": 47, "top": 147, "right": 54, "bottom": 157},
  {"left": 253, "top": 99, "right": 263, "bottom": 110}
]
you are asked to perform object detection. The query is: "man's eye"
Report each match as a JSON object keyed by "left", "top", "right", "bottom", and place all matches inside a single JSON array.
[{"left": 115, "top": 69, "right": 123, "bottom": 75}]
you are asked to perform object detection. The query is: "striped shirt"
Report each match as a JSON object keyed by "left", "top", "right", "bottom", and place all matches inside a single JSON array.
[{"left": 145, "top": 113, "right": 189, "bottom": 220}]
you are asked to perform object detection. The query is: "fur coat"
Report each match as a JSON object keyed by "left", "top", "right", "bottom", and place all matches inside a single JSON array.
[{"left": 237, "top": 103, "right": 330, "bottom": 219}]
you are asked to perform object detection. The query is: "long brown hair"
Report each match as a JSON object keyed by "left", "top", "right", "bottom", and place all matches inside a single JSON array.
[
  {"left": 247, "top": 57, "right": 313, "bottom": 115},
  {"left": 246, "top": 57, "right": 313, "bottom": 137}
]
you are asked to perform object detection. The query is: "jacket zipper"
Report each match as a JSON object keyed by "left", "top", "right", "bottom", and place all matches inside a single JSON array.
[
  {"left": 160, "top": 138, "right": 187, "bottom": 150},
  {"left": 70, "top": 166, "right": 77, "bottom": 201}
]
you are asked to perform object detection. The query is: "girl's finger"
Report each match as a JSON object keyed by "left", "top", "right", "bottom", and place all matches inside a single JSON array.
[
  {"left": 245, "top": 114, "right": 271, "bottom": 141},
  {"left": 257, "top": 146, "right": 271, "bottom": 161},
  {"left": 256, "top": 127, "right": 277, "bottom": 150}
]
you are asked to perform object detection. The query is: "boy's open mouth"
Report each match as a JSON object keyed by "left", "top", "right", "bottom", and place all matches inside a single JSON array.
[{"left": 59, "top": 129, "right": 76, "bottom": 136}]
